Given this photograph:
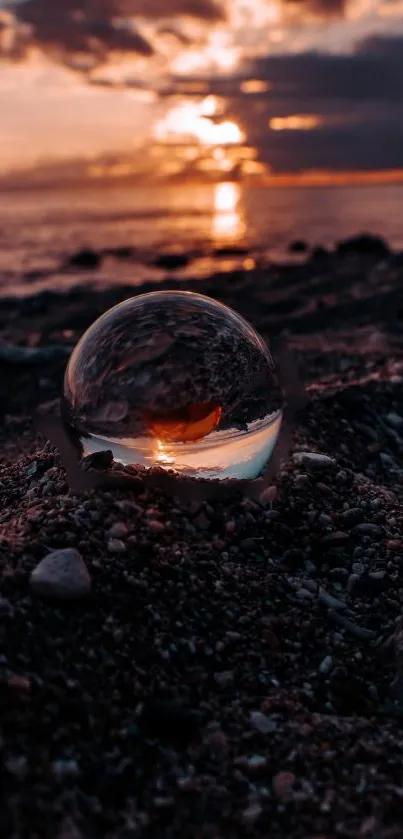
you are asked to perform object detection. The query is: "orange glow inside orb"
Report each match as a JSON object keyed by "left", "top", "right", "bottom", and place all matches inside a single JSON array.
[{"left": 144, "top": 402, "right": 222, "bottom": 443}]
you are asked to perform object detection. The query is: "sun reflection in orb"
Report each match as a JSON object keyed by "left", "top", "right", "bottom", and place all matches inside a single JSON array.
[
  {"left": 212, "top": 182, "right": 245, "bottom": 242},
  {"left": 156, "top": 439, "right": 174, "bottom": 465}
]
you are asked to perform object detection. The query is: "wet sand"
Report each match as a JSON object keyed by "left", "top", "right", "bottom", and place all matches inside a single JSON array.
[{"left": 1, "top": 237, "right": 403, "bottom": 838}]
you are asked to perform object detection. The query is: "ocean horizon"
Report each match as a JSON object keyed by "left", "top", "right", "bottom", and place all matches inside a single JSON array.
[{"left": 1, "top": 180, "right": 402, "bottom": 296}]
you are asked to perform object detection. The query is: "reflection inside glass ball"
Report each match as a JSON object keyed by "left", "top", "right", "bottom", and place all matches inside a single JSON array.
[{"left": 63, "top": 290, "right": 284, "bottom": 481}]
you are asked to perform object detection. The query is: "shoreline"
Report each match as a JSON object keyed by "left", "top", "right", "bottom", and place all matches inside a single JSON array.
[{"left": 1, "top": 238, "right": 403, "bottom": 838}]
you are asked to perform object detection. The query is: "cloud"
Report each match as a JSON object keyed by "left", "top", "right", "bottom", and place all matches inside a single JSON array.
[
  {"left": 282, "top": 0, "right": 346, "bottom": 17},
  {"left": 1, "top": 0, "right": 352, "bottom": 71},
  {"left": 239, "top": 34, "right": 403, "bottom": 170},
  {"left": 0, "top": 0, "right": 225, "bottom": 68}
]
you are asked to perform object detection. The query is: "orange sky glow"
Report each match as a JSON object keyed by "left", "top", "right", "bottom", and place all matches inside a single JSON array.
[{"left": 0, "top": 0, "right": 403, "bottom": 186}]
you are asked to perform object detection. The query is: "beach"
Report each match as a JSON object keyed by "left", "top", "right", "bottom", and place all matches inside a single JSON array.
[{"left": 1, "top": 235, "right": 403, "bottom": 838}]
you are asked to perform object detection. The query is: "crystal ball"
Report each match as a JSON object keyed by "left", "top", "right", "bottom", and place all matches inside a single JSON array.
[{"left": 63, "top": 290, "right": 284, "bottom": 481}]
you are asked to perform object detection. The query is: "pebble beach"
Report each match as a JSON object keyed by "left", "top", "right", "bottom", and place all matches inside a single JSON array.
[{"left": 1, "top": 234, "right": 403, "bottom": 839}]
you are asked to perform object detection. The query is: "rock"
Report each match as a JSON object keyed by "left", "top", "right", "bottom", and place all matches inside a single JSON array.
[
  {"left": 213, "top": 245, "right": 249, "bottom": 257},
  {"left": 347, "top": 573, "right": 360, "bottom": 594},
  {"left": 30, "top": 549, "right": 91, "bottom": 600},
  {"left": 0, "top": 342, "right": 70, "bottom": 365},
  {"left": 336, "top": 234, "right": 390, "bottom": 259},
  {"left": 353, "top": 523, "right": 384, "bottom": 537},
  {"left": 289, "top": 239, "right": 308, "bottom": 254},
  {"left": 52, "top": 759, "right": 80, "bottom": 778},
  {"left": 5, "top": 755, "right": 28, "bottom": 779},
  {"left": 311, "top": 245, "right": 329, "bottom": 261},
  {"left": 246, "top": 755, "right": 267, "bottom": 770},
  {"left": 318, "top": 655, "right": 333, "bottom": 675},
  {"left": 107, "top": 522, "right": 128, "bottom": 539},
  {"left": 293, "top": 452, "right": 335, "bottom": 471},
  {"left": 153, "top": 253, "right": 190, "bottom": 271},
  {"left": 147, "top": 519, "right": 165, "bottom": 532},
  {"left": 250, "top": 710, "right": 277, "bottom": 734},
  {"left": 214, "top": 670, "right": 234, "bottom": 687},
  {"left": 259, "top": 485, "right": 277, "bottom": 505},
  {"left": 0, "top": 595, "right": 14, "bottom": 617},
  {"left": 242, "top": 802, "right": 262, "bottom": 825},
  {"left": 385, "top": 412, "right": 403, "bottom": 429},
  {"left": 107, "top": 538, "right": 127, "bottom": 554},
  {"left": 83, "top": 450, "right": 113, "bottom": 470},
  {"left": 339, "top": 507, "right": 364, "bottom": 526},
  {"left": 67, "top": 249, "right": 102, "bottom": 269},
  {"left": 272, "top": 771, "right": 296, "bottom": 798}
]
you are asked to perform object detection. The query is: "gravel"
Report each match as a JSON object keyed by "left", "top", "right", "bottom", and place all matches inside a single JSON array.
[
  {"left": 29, "top": 548, "right": 91, "bottom": 599},
  {"left": 1, "top": 244, "right": 403, "bottom": 838}
]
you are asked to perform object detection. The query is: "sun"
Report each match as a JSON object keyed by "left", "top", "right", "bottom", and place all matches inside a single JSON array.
[{"left": 154, "top": 96, "right": 244, "bottom": 147}]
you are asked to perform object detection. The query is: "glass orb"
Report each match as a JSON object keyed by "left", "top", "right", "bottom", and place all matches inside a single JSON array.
[{"left": 63, "top": 291, "right": 284, "bottom": 481}]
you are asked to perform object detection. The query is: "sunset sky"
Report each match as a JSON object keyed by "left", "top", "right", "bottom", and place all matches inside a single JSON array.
[{"left": 0, "top": 0, "right": 403, "bottom": 182}]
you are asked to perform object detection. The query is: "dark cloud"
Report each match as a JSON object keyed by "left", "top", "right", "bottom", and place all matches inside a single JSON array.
[
  {"left": 238, "top": 36, "right": 403, "bottom": 171},
  {"left": 282, "top": 0, "right": 346, "bottom": 17},
  {"left": 1, "top": 0, "right": 224, "bottom": 67},
  {"left": 246, "top": 36, "right": 403, "bottom": 101}
]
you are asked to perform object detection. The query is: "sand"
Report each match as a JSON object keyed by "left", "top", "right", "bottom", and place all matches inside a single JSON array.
[{"left": 1, "top": 237, "right": 403, "bottom": 838}]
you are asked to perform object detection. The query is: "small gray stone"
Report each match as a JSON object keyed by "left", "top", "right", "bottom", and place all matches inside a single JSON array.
[
  {"left": 30, "top": 549, "right": 91, "bottom": 600},
  {"left": 347, "top": 573, "right": 360, "bottom": 594},
  {"left": 107, "top": 522, "right": 128, "bottom": 539},
  {"left": 214, "top": 670, "right": 234, "bottom": 687},
  {"left": 385, "top": 412, "right": 403, "bottom": 429},
  {"left": 318, "top": 655, "right": 333, "bottom": 675},
  {"left": 107, "top": 538, "right": 126, "bottom": 554},
  {"left": 0, "top": 595, "right": 14, "bottom": 618},
  {"left": 293, "top": 452, "right": 335, "bottom": 471},
  {"left": 250, "top": 710, "right": 277, "bottom": 734},
  {"left": 353, "top": 523, "right": 384, "bottom": 537}
]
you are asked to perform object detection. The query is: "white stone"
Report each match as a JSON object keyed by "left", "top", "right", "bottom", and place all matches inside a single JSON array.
[{"left": 30, "top": 549, "right": 91, "bottom": 600}]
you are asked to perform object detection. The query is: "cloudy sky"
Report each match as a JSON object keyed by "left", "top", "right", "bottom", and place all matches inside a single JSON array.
[{"left": 0, "top": 0, "right": 403, "bottom": 180}]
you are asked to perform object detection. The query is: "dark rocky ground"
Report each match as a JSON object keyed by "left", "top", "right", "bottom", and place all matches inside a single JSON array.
[{"left": 1, "top": 237, "right": 403, "bottom": 838}]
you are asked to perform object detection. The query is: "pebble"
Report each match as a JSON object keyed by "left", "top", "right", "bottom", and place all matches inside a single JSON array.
[
  {"left": 353, "top": 523, "right": 384, "bottom": 537},
  {"left": 347, "top": 573, "right": 360, "bottom": 593},
  {"left": 273, "top": 771, "right": 296, "bottom": 798},
  {"left": 319, "top": 655, "right": 333, "bottom": 674},
  {"left": 214, "top": 670, "right": 234, "bottom": 687},
  {"left": 107, "top": 538, "right": 127, "bottom": 554},
  {"left": 5, "top": 755, "right": 28, "bottom": 779},
  {"left": 0, "top": 595, "right": 14, "bottom": 617},
  {"left": 147, "top": 519, "right": 165, "bottom": 532},
  {"left": 318, "top": 587, "right": 346, "bottom": 610},
  {"left": 30, "top": 549, "right": 91, "bottom": 600},
  {"left": 340, "top": 507, "right": 364, "bottom": 526},
  {"left": 293, "top": 452, "right": 336, "bottom": 471},
  {"left": 259, "top": 485, "right": 277, "bottom": 505},
  {"left": 327, "top": 609, "right": 376, "bottom": 640},
  {"left": 107, "top": 522, "right": 128, "bottom": 539},
  {"left": 386, "top": 540, "right": 403, "bottom": 551},
  {"left": 246, "top": 755, "right": 267, "bottom": 770},
  {"left": 250, "top": 710, "right": 277, "bottom": 734},
  {"left": 242, "top": 802, "right": 262, "bottom": 825},
  {"left": 52, "top": 758, "right": 80, "bottom": 778},
  {"left": 385, "top": 411, "right": 403, "bottom": 428}
]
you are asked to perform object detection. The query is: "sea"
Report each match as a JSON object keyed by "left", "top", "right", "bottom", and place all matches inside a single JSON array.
[{"left": 0, "top": 181, "right": 402, "bottom": 297}]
